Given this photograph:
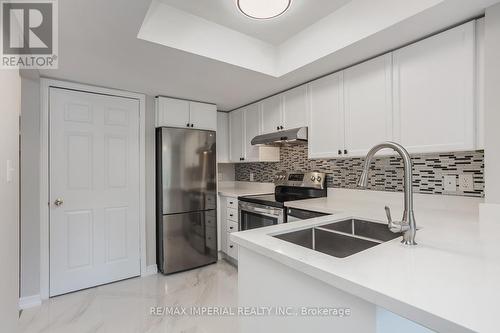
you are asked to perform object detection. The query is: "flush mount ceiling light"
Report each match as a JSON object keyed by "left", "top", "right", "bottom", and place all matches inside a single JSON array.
[{"left": 237, "top": 0, "right": 292, "bottom": 20}]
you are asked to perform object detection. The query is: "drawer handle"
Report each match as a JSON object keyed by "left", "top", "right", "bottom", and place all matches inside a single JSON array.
[
  {"left": 229, "top": 201, "right": 233, "bottom": 204},
  {"left": 230, "top": 245, "right": 233, "bottom": 249},
  {"left": 230, "top": 226, "right": 234, "bottom": 230},
  {"left": 229, "top": 214, "right": 233, "bottom": 217}
]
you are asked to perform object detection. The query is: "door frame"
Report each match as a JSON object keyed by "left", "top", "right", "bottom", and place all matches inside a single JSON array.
[{"left": 39, "top": 78, "right": 147, "bottom": 300}]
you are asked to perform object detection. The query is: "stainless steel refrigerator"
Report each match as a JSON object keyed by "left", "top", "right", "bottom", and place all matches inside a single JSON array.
[{"left": 156, "top": 127, "right": 217, "bottom": 275}]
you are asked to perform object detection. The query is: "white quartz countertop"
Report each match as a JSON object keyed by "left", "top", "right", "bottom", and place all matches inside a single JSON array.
[
  {"left": 231, "top": 189, "right": 497, "bottom": 333},
  {"left": 218, "top": 181, "right": 274, "bottom": 198}
]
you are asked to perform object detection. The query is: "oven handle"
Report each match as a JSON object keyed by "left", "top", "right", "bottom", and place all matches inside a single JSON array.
[{"left": 239, "top": 203, "right": 282, "bottom": 218}]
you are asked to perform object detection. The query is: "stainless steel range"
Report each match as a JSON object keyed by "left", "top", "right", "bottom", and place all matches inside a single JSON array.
[{"left": 238, "top": 171, "right": 327, "bottom": 231}]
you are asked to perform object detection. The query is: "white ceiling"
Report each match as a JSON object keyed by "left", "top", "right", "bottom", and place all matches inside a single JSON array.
[
  {"left": 40, "top": 0, "right": 499, "bottom": 111},
  {"left": 158, "top": 0, "right": 352, "bottom": 45}
]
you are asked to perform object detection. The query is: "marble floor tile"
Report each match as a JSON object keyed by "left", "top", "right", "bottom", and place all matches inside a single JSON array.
[{"left": 19, "top": 261, "right": 238, "bottom": 333}]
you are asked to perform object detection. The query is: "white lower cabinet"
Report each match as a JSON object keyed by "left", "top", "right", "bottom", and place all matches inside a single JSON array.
[{"left": 219, "top": 195, "right": 238, "bottom": 262}]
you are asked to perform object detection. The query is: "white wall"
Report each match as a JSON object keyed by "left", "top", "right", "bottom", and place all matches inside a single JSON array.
[
  {"left": 218, "top": 164, "right": 235, "bottom": 182},
  {"left": 145, "top": 96, "right": 156, "bottom": 266},
  {"left": 484, "top": 3, "right": 500, "bottom": 204},
  {"left": 0, "top": 69, "right": 21, "bottom": 331},
  {"left": 20, "top": 76, "right": 41, "bottom": 298}
]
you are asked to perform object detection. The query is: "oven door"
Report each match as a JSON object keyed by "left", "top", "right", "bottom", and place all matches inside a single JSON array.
[{"left": 239, "top": 201, "right": 284, "bottom": 231}]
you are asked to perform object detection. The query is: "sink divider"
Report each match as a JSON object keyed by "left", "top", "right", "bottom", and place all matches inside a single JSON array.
[{"left": 313, "top": 226, "right": 385, "bottom": 244}]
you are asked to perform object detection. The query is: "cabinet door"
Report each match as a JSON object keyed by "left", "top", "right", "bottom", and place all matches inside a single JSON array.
[
  {"left": 216, "top": 112, "right": 229, "bottom": 163},
  {"left": 219, "top": 196, "right": 228, "bottom": 254},
  {"left": 344, "top": 54, "right": 393, "bottom": 157},
  {"left": 261, "top": 95, "right": 283, "bottom": 134},
  {"left": 308, "top": 72, "right": 345, "bottom": 159},
  {"left": 393, "top": 21, "right": 475, "bottom": 153},
  {"left": 189, "top": 102, "right": 217, "bottom": 131},
  {"left": 229, "top": 108, "right": 244, "bottom": 163},
  {"left": 243, "top": 103, "right": 262, "bottom": 162},
  {"left": 282, "top": 85, "right": 308, "bottom": 130},
  {"left": 476, "top": 18, "right": 485, "bottom": 150},
  {"left": 156, "top": 97, "right": 190, "bottom": 128}
]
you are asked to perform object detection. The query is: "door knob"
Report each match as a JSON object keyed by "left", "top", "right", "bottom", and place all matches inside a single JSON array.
[{"left": 54, "top": 198, "right": 64, "bottom": 206}]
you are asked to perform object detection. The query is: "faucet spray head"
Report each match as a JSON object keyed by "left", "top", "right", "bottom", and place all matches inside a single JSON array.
[{"left": 357, "top": 169, "right": 369, "bottom": 188}]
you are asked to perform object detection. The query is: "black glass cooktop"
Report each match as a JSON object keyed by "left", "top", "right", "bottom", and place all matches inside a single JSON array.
[{"left": 239, "top": 186, "right": 327, "bottom": 208}]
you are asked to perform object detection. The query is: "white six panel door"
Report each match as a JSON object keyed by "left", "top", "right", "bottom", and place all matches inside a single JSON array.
[{"left": 49, "top": 88, "right": 141, "bottom": 296}]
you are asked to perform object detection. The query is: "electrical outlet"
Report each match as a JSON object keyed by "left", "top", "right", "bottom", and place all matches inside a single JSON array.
[
  {"left": 250, "top": 172, "right": 254, "bottom": 182},
  {"left": 459, "top": 174, "right": 474, "bottom": 191},
  {"left": 443, "top": 175, "right": 457, "bottom": 192}
]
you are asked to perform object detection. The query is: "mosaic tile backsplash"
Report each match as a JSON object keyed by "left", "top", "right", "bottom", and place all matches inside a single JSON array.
[{"left": 235, "top": 145, "right": 485, "bottom": 197}]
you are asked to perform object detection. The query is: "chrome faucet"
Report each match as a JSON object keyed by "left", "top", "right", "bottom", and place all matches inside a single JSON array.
[{"left": 357, "top": 142, "right": 417, "bottom": 245}]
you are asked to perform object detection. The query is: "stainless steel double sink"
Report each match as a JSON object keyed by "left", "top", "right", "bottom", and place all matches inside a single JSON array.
[{"left": 274, "top": 219, "right": 402, "bottom": 258}]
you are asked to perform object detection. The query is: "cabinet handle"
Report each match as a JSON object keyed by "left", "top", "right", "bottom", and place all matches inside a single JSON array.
[
  {"left": 230, "top": 226, "right": 234, "bottom": 230},
  {"left": 338, "top": 150, "right": 342, "bottom": 155},
  {"left": 277, "top": 126, "right": 280, "bottom": 130},
  {"left": 344, "top": 149, "right": 348, "bottom": 155},
  {"left": 229, "top": 201, "right": 233, "bottom": 204},
  {"left": 280, "top": 126, "right": 284, "bottom": 130},
  {"left": 191, "top": 124, "right": 194, "bottom": 128},
  {"left": 229, "top": 214, "right": 233, "bottom": 217},
  {"left": 186, "top": 123, "right": 190, "bottom": 127}
]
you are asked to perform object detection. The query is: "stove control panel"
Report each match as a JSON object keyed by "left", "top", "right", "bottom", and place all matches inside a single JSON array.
[{"left": 274, "top": 171, "right": 326, "bottom": 189}]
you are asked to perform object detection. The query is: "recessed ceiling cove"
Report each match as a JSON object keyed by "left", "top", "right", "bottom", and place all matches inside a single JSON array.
[{"left": 138, "top": 0, "right": 452, "bottom": 77}]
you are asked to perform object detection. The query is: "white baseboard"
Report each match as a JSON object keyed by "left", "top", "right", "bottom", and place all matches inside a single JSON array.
[
  {"left": 143, "top": 264, "right": 158, "bottom": 276},
  {"left": 19, "top": 295, "right": 42, "bottom": 310}
]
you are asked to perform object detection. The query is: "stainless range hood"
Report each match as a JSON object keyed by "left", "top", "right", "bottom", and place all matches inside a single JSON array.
[{"left": 251, "top": 127, "right": 308, "bottom": 146}]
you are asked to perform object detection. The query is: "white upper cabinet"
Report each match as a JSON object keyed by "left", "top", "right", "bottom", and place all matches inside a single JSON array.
[
  {"left": 228, "top": 103, "right": 280, "bottom": 163},
  {"left": 475, "top": 18, "right": 485, "bottom": 150},
  {"left": 243, "top": 103, "right": 261, "bottom": 162},
  {"left": 156, "top": 97, "right": 190, "bottom": 128},
  {"left": 344, "top": 54, "right": 394, "bottom": 157},
  {"left": 261, "top": 95, "right": 283, "bottom": 134},
  {"left": 392, "top": 21, "right": 476, "bottom": 154},
  {"left": 217, "top": 112, "right": 229, "bottom": 163},
  {"left": 189, "top": 101, "right": 217, "bottom": 131},
  {"left": 229, "top": 108, "right": 244, "bottom": 163},
  {"left": 156, "top": 97, "right": 217, "bottom": 131},
  {"left": 308, "top": 72, "right": 345, "bottom": 159},
  {"left": 282, "top": 85, "right": 309, "bottom": 130}
]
